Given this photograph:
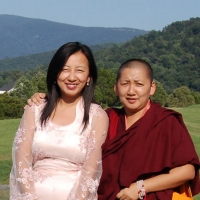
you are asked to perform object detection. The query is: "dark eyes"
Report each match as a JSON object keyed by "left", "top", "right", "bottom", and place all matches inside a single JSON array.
[
  {"left": 121, "top": 82, "right": 143, "bottom": 86},
  {"left": 62, "top": 67, "right": 69, "bottom": 71},
  {"left": 77, "top": 69, "right": 84, "bottom": 72},
  {"left": 61, "top": 68, "right": 84, "bottom": 72},
  {"left": 121, "top": 83, "right": 128, "bottom": 86},
  {"left": 137, "top": 83, "right": 143, "bottom": 86}
]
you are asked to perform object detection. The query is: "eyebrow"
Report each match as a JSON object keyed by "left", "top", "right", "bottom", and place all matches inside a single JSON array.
[
  {"left": 121, "top": 78, "right": 142, "bottom": 82},
  {"left": 120, "top": 79, "right": 130, "bottom": 82},
  {"left": 134, "top": 79, "right": 142, "bottom": 82}
]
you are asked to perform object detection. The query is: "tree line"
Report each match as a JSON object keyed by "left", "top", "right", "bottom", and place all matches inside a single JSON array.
[
  {"left": 0, "top": 66, "right": 200, "bottom": 120},
  {"left": 1, "top": 17, "right": 200, "bottom": 119}
]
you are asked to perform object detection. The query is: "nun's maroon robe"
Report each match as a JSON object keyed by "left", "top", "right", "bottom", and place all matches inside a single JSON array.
[{"left": 98, "top": 102, "right": 200, "bottom": 200}]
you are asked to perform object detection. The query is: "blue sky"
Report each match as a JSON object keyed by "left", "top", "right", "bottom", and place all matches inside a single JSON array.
[{"left": 0, "top": 0, "right": 200, "bottom": 31}]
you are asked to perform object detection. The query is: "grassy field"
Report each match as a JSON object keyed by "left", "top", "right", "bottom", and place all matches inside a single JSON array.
[
  {"left": 173, "top": 105, "right": 200, "bottom": 158},
  {"left": 0, "top": 119, "right": 19, "bottom": 200},
  {"left": 0, "top": 105, "right": 200, "bottom": 199}
]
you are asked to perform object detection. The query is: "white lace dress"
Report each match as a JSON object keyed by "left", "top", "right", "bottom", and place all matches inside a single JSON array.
[{"left": 9, "top": 99, "right": 108, "bottom": 200}]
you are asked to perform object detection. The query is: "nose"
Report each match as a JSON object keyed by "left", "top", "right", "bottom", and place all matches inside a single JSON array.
[
  {"left": 127, "top": 84, "right": 135, "bottom": 96},
  {"left": 68, "top": 70, "right": 76, "bottom": 81}
]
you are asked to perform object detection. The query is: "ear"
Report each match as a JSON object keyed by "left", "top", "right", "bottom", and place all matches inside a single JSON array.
[
  {"left": 150, "top": 81, "right": 156, "bottom": 96},
  {"left": 114, "top": 84, "right": 119, "bottom": 96},
  {"left": 87, "top": 76, "right": 91, "bottom": 83}
]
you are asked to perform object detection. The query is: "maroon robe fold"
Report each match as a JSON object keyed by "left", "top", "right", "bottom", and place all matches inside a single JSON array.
[{"left": 98, "top": 102, "right": 200, "bottom": 200}]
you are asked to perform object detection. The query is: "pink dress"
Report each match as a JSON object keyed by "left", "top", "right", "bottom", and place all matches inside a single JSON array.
[{"left": 9, "top": 99, "right": 108, "bottom": 200}]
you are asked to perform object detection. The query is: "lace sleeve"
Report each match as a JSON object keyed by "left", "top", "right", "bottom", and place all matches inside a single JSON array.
[
  {"left": 67, "top": 107, "right": 109, "bottom": 200},
  {"left": 10, "top": 105, "right": 37, "bottom": 200}
]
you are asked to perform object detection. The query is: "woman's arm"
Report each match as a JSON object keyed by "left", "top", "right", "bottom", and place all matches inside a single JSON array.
[
  {"left": 10, "top": 105, "right": 37, "bottom": 199},
  {"left": 67, "top": 107, "right": 109, "bottom": 200},
  {"left": 116, "top": 164, "right": 195, "bottom": 200}
]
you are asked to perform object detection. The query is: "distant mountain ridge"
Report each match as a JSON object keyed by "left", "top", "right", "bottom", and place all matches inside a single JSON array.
[
  {"left": 0, "top": 14, "right": 147, "bottom": 59},
  {"left": 0, "top": 17, "right": 200, "bottom": 94}
]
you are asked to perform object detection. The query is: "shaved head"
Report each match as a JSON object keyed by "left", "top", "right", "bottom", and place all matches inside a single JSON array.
[{"left": 116, "top": 58, "right": 153, "bottom": 83}]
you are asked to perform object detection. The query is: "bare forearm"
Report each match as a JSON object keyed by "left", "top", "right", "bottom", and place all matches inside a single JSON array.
[
  {"left": 116, "top": 164, "right": 195, "bottom": 199},
  {"left": 144, "top": 164, "right": 195, "bottom": 193}
]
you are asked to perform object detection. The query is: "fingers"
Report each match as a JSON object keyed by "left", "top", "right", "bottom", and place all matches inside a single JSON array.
[
  {"left": 39, "top": 93, "right": 46, "bottom": 99},
  {"left": 26, "top": 92, "right": 46, "bottom": 106},
  {"left": 116, "top": 188, "right": 137, "bottom": 200},
  {"left": 117, "top": 189, "right": 128, "bottom": 199},
  {"left": 116, "top": 190, "right": 124, "bottom": 198},
  {"left": 26, "top": 99, "right": 33, "bottom": 107},
  {"left": 33, "top": 93, "right": 46, "bottom": 105}
]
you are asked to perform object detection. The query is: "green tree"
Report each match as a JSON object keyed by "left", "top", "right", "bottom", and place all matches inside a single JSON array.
[
  {"left": 191, "top": 91, "right": 200, "bottom": 104},
  {"left": 11, "top": 75, "right": 38, "bottom": 103},
  {"left": 97, "top": 68, "right": 118, "bottom": 107},
  {"left": 32, "top": 71, "right": 47, "bottom": 93},
  {"left": 167, "top": 86, "right": 195, "bottom": 107},
  {"left": 94, "top": 86, "right": 103, "bottom": 105},
  {"left": 150, "top": 80, "right": 168, "bottom": 106},
  {"left": 0, "top": 93, "right": 24, "bottom": 119},
  {"left": 158, "top": 54, "right": 176, "bottom": 69}
]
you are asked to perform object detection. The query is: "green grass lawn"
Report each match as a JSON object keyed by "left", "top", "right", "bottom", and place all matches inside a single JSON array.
[
  {"left": 0, "top": 119, "right": 19, "bottom": 185},
  {"left": 173, "top": 105, "right": 200, "bottom": 158},
  {"left": 0, "top": 186, "right": 9, "bottom": 200},
  {"left": 0, "top": 105, "right": 200, "bottom": 199}
]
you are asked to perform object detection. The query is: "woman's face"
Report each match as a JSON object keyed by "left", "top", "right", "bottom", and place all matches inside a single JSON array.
[
  {"left": 114, "top": 65, "right": 156, "bottom": 115},
  {"left": 57, "top": 51, "right": 90, "bottom": 101}
]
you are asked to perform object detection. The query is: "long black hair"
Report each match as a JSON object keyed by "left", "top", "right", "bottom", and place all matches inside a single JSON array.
[{"left": 40, "top": 42, "right": 97, "bottom": 130}]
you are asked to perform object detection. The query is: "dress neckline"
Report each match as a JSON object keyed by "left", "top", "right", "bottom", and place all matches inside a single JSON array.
[{"left": 48, "top": 98, "right": 83, "bottom": 128}]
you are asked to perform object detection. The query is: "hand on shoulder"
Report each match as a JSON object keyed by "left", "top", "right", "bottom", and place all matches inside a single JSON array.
[{"left": 27, "top": 93, "right": 47, "bottom": 106}]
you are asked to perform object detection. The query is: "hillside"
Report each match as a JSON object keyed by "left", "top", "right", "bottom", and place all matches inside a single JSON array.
[
  {"left": 0, "top": 14, "right": 147, "bottom": 59},
  {"left": 93, "top": 17, "right": 200, "bottom": 93},
  {"left": 0, "top": 17, "right": 200, "bottom": 94},
  {"left": 0, "top": 43, "right": 116, "bottom": 72}
]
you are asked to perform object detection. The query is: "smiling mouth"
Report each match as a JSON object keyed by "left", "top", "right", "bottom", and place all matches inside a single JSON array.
[
  {"left": 127, "top": 98, "right": 137, "bottom": 103},
  {"left": 66, "top": 83, "right": 78, "bottom": 90}
]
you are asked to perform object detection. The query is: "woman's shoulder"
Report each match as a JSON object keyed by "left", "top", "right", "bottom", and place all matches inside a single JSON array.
[
  {"left": 25, "top": 101, "right": 46, "bottom": 115},
  {"left": 90, "top": 103, "right": 108, "bottom": 118}
]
